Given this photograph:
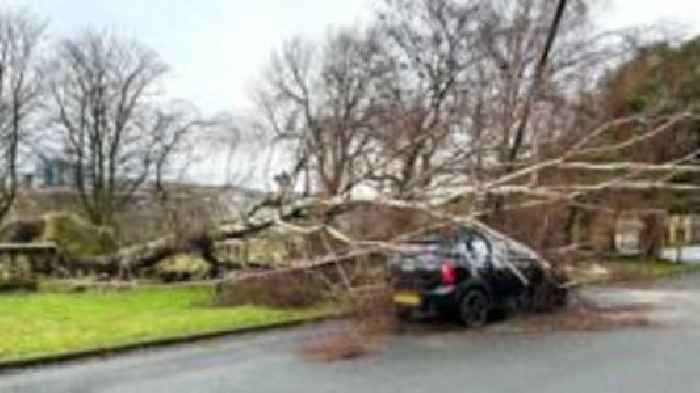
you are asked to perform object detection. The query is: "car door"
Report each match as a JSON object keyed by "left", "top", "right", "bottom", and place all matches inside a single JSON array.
[{"left": 471, "top": 233, "right": 522, "bottom": 298}]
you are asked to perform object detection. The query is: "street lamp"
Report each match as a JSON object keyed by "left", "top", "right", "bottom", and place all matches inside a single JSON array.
[{"left": 273, "top": 171, "right": 292, "bottom": 196}]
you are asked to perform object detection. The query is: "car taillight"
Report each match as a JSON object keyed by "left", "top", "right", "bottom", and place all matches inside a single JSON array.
[{"left": 441, "top": 260, "right": 456, "bottom": 285}]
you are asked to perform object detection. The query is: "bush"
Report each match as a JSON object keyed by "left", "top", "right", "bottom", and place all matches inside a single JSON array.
[
  {"left": 300, "top": 285, "right": 395, "bottom": 362},
  {"left": 215, "top": 269, "right": 327, "bottom": 308},
  {"left": 42, "top": 212, "right": 118, "bottom": 256},
  {"left": 0, "top": 219, "right": 45, "bottom": 242},
  {"left": 0, "top": 257, "right": 37, "bottom": 293},
  {"left": 154, "top": 254, "right": 211, "bottom": 282},
  {"left": 0, "top": 278, "right": 38, "bottom": 293}
]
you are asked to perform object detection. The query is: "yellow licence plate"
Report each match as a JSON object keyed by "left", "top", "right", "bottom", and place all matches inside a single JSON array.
[{"left": 393, "top": 292, "right": 421, "bottom": 306}]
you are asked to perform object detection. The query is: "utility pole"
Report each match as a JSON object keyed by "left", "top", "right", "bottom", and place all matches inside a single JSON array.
[{"left": 508, "top": 0, "right": 570, "bottom": 164}]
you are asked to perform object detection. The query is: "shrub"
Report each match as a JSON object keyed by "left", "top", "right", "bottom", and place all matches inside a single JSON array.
[
  {"left": 300, "top": 285, "right": 395, "bottom": 362},
  {"left": 0, "top": 257, "right": 37, "bottom": 293},
  {"left": 215, "top": 269, "right": 327, "bottom": 308},
  {"left": 42, "top": 212, "right": 118, "bottom": 256},
  {"left": 154, "top": 254, "right": 211, "bottom": 282},
  {"left": 0, "top": 278, "right": 37, "bottom": 293},
  {"left": 0, "top": 219, "right": 45, "bottom": 242},
  {"left": 340, "top": 285, "right": 396, "bottom": 335}
]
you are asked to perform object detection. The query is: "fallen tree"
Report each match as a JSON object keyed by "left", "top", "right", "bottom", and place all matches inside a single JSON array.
[{"left": 10, "top": 0, "right": 697, "bottom": 289}]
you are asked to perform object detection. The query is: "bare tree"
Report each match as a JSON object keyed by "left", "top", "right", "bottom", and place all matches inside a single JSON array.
[
  {"left": 0, "top": 9, "right": 45, "bottom": 222},
  {"left": 40, "top": 0, "right": 697, "bottom": 287},
  {"left": 250, "top": 0, "right": 625, "bottom": 204},
  {"left": 369, "top": 0, "right": 481, "bottom": 197},
  {"left": 149, "top": 100, "right": 228, "bottom": 252},
  {"left": 45, "top": 31, "right": 172, "bottom": 225},
  {"left": 366, "top": 0, "right": 629, "bottom": 199},
  {"left": 151, "top": 100, "right": 218, "bottom": 200},
  {"left": 213, "top": 1, "right": 700, "bottom": 296},
  {"left": 255, "top": 27, "right": 386, "bottom": 197}
]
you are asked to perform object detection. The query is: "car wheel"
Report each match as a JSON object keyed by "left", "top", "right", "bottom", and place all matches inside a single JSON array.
[
  {"left": 459, "top": 289, "right": 490, "bottom": 328},
  {"left": 532, "top": 281, "right": 567, "bottom": 313}
]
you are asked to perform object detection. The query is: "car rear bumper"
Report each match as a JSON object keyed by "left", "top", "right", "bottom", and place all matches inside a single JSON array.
[{"left": 394, "top": 285, "right": 457, "bottom": 318}]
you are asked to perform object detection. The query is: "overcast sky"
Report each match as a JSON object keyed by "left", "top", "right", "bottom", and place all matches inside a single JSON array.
[
  {"left": 14, "top": 0, "right": 700, "bottom": 187},
  {"left": 23, "top": 0, "right": 373, "bottom": 115},
  {"left": 19, "top": 0, "right": 700, "bottom": 116}
]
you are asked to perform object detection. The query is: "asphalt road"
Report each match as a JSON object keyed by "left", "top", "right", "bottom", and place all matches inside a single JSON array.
[{"left": 3, "top": 275, "right": 700, "bottom": 393}]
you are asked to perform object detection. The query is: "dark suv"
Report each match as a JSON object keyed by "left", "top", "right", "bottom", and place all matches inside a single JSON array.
[{"left": 390, "top": 225, "right": 568, "bottom": 328}]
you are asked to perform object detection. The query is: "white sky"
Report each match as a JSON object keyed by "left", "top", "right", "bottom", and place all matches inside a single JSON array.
[
  {"left": 20, "top": 0, "right": 699, "bottom": 116},
  {"left": 23, "top": 0, "right": 373, "bottom": 115},
  {"left": 15, "top": 0, "right": 700, "bottom": 186},
  {"left": 601, "top": 0, "right": 700, "bottom": 33}
]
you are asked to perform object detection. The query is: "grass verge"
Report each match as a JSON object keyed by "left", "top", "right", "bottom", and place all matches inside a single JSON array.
[
  {"left": 0, "top": 284, "right": 328, "bottom": 363},
  {"left": 605, "top": 257, "right": 700, "bottom": 283},
  {"left": 569, "top": 257, "right": 700, "bottom": 285}
]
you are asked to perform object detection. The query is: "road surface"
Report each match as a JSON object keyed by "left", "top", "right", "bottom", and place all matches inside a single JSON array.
[{"left": 3, "top": 274, "right": 700, "bottom": 393}]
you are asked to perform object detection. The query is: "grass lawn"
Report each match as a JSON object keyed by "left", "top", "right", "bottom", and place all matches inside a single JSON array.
[
  {"left": 604, "top": 257, "right": 700, "bottom": 281},
  {"left": 0, "top": 284, "right": 328, "bottom": 363},
  {"left": 571, "top": 257, "right": 700, "bottom": 284}
]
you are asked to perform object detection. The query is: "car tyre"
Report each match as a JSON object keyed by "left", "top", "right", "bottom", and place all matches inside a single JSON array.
[
  {"left": 532, "top": 280, "right": 568, "bottom": 313},
  {"left": 459, "top": 289, "right": 490, "bottom": 328}
]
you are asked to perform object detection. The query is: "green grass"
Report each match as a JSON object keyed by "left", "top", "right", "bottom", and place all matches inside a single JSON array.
[
  {"left": 571, "top": 256, "right": 700, "bottom": 285},
  {"left": 0, "top": 285, "right": 328, "bottom": 363},
  {"left": 606, "top": 256, "right": 700, "bottom": 277}
]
